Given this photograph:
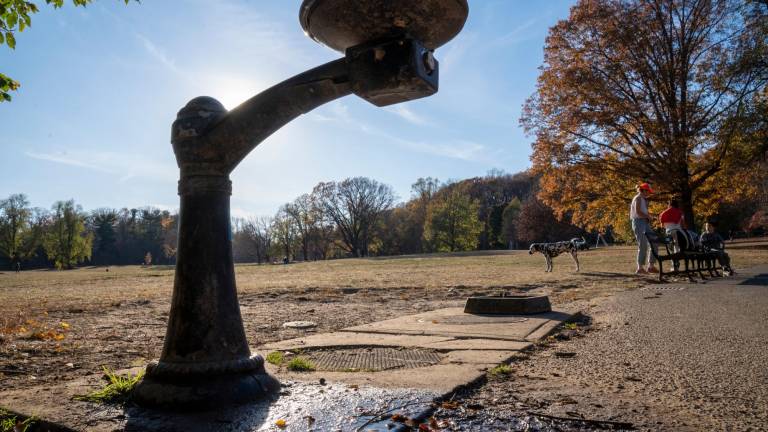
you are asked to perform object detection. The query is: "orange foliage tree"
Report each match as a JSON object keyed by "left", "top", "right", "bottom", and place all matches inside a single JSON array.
[{"left": 522, "top": 0, "right": 767, "bottom": 231}]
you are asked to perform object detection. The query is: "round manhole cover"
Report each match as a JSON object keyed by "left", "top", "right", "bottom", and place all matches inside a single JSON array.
[{"left": 305, "top": 348, "right": 442, "bottom": 372}]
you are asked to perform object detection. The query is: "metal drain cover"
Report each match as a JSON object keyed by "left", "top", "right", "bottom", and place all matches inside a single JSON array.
[
  {"left": 305, "top": 347, "right": 442, "bottom": 372},
  {"left": 640, "top": 286, "right": 687, "bottom": 291},
  {"left": 433, "top": 315, "right": 529, "bottom": 325}
]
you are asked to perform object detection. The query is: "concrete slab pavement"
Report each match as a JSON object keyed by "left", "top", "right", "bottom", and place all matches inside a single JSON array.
[{"left": 0, "top": 306, "right": 574, "bottom": 431}]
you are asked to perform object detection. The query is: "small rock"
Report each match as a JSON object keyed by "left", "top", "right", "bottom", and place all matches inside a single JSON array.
[
  {"left": 319, "top": 377, "right": 326, "bottom": 385},
  {"left": 282, "top": 321, "right": 317, "bottom": 329},
  {"left": 65, "top": 362, "right": 75, "bottom": 368}
]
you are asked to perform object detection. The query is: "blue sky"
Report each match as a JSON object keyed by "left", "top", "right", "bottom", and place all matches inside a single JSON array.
[{"left": 0, "top": 0, "right": 576, "bottom": 218}]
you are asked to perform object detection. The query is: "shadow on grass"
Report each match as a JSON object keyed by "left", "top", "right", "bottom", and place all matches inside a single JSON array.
[{"left": 578, "top": 271, "right": 633, "bottom": 279}]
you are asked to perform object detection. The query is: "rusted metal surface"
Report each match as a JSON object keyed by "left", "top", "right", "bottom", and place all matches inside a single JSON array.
[
  {"left": 306, "top": 347, "right": 443, "bottom": 371},
  {"left": 135, "top": 1, "right": 468, "bottom": 410},
  {"left": 464, "top": 295, "right": 553, "bottom": 315},
  {"left": 300, "top": 0, "right": 469, "bottom": 52}
]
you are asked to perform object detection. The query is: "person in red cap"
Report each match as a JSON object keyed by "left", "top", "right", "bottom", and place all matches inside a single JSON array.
[{"left": 630, "top": 182, "right": 658, "bottom": 274}]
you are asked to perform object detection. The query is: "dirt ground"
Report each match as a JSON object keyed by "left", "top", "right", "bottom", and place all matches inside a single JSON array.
[{"left": 1, "top": 246, "right": 766, "bottom": 428}]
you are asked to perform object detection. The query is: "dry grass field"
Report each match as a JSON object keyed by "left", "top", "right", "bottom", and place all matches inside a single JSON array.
[{"left": 1, "top": 245, "right": 766, "bottom": 392}]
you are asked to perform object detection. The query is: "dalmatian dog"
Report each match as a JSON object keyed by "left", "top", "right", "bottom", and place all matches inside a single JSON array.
[{"left": 528, "top": 237, "right": 590, "bottom": 272}]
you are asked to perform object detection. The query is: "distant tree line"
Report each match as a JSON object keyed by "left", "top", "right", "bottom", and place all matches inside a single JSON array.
[
  {"left": 0, "top": 194, "right": 177, "bottom": 270},
  {"left": 229, "top": 171, "right": 591, "bottom": 264},
  {"left": 4, "top": 169, "right": 765, "bottom": 270},
  {"left": 0, "top": 171, "right": 581, "bottom": 270}
]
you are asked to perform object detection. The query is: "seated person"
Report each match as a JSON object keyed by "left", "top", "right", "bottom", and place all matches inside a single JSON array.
[
  {"left": 700, "top": 222, "right": 734, "bottom": 275},
  {"left": 659, "top": 199, "right": 687, "bottom": 251}
]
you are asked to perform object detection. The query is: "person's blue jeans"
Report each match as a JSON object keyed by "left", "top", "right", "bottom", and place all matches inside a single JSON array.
[{"left": 632, "top": 218, "right": 657, "bottom": 268}]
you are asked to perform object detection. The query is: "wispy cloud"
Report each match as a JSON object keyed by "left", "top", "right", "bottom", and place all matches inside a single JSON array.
[
  {"left": 308, "top": 105, "right": 486, "bottom": 161},
  {"left": 26, "top": 151, "right": 112, "bottom": 173},
  {"left": 231, "top": 207, "right": 260, "bottom": 220},
  {"left": 494, "top": 18, "right": 538, "bottom": 46},
  {"left": 25, "top": 150, "right": 176, "bottom": 183},
  {"left": 390, "top": 137, "right": 486, "bottom": 161},
  {"left": 310, "top": 101, "right": 353, "bottom": 124},
  {"left": 440, "top": 33, "right": 474, "bottom": 69},
  {"left": 136, "top": 34, "right": 178, "bottom": 73},
  {"left": 384, "top": 105, "right": 432, "bottom": 126}
]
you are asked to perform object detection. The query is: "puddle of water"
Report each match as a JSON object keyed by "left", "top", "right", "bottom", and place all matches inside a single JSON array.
[{"left": 120, "top": 381, "right": 439, "bottom": 431}]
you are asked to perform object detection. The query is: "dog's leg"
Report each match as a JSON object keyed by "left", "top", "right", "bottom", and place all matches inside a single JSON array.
[{"left": 571, "top": 251, "right": 580, "bottom": 272}]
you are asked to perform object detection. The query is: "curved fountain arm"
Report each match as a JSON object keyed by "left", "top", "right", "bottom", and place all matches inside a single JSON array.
[{"left": 205, "top": 57, "right": 352, "bottom": 175}]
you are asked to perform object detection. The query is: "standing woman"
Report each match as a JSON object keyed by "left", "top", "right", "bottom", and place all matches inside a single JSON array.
[{"left": 630, "top": 183, "right": 658, "bottom": 274}]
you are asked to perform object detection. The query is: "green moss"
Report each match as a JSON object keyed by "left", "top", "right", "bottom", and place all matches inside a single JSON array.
[
  {"left": 73, "top": 367, "right": 144, "bottom": 404},
  {"left": 286, "top": 356, "right": 315, "bottom": 372},
  {"left": 266, "top": 351, "right": 284, "bottom": 365},
  {"left": 488, "top": 364, "right": 513, "bottom": 378}
]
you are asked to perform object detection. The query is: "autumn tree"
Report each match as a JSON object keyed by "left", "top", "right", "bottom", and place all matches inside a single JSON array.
[
  {"left": 43, "top": 200, "right": 92, "bottom": 269},
  {"left": 283, "top": 194, "right": 324, "bottom": 261},
  {"left": 313, "top": 177, "right": 395, "bottom": 257},
  {"left": 523, "top": 0, "right": 768, "bottom": 231},
  {"left": 423, "top": 185, "right": 482, "bottom": 252},
  {"left": 516, "top": 197, "right": 583, "bottom": 245}
]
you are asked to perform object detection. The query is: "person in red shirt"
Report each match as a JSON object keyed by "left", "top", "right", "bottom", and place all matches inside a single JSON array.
[
  {"left": 659, "top": 199, "right": 685, "bottom": 233},
  {"left": 659, "top": 199, "right": 688, "bottom": 252}
]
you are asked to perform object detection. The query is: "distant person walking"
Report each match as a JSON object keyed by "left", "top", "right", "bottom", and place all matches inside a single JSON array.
[
  {"left": 12, "top": 254, "right": 21, "bottom": 274},
  {"left": 630, "top": 183, "right": 658, "bottom": 274}
]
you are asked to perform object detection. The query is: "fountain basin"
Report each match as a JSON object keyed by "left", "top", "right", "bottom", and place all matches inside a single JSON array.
[{"left": 300, "top": 0, "right": 469, "bottom": 53}]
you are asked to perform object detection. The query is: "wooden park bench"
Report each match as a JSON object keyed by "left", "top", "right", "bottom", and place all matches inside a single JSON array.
[{"left": 645, "top": 230, "right": 723, "bottom": 281}]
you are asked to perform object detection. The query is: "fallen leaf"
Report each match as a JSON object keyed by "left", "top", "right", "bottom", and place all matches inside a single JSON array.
[
  {"left": 60, "top": 322, "right": 70, "bottom": 329},
  {"left": 391, "top": 414, "right": 407, "bottom": 423},
  {"left": 441, "top": 401, "right": 459, "bottom": 409},
  {"left": 275, "top": 419, "right": 287, "bottom": 428}
]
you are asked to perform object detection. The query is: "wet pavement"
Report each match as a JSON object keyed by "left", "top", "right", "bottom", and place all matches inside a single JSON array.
[{"left": 121, "top": 381, "right": 441, "bottom": 432}]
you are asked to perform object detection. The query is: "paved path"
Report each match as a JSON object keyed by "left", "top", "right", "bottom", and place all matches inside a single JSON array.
[{"left": 435, "top": 265, "right": 768, "bottom": 431}]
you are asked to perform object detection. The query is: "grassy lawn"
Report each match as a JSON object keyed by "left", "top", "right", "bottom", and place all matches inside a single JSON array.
[
  {"left": 0, "top": 245, "right": 765, "bottom": 391},
  {"left": 2, "top": 245, "right": 765, "bottom": 318}
]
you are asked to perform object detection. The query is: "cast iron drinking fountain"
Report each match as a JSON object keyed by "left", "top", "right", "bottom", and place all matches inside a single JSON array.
[{"left": 132, "top": 0, "right": 469, "bottom": 409}]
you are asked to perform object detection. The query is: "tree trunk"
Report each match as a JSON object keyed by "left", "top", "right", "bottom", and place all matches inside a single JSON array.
[{"left": 680, "top": 187, "right": 696, "bottom": 232}]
